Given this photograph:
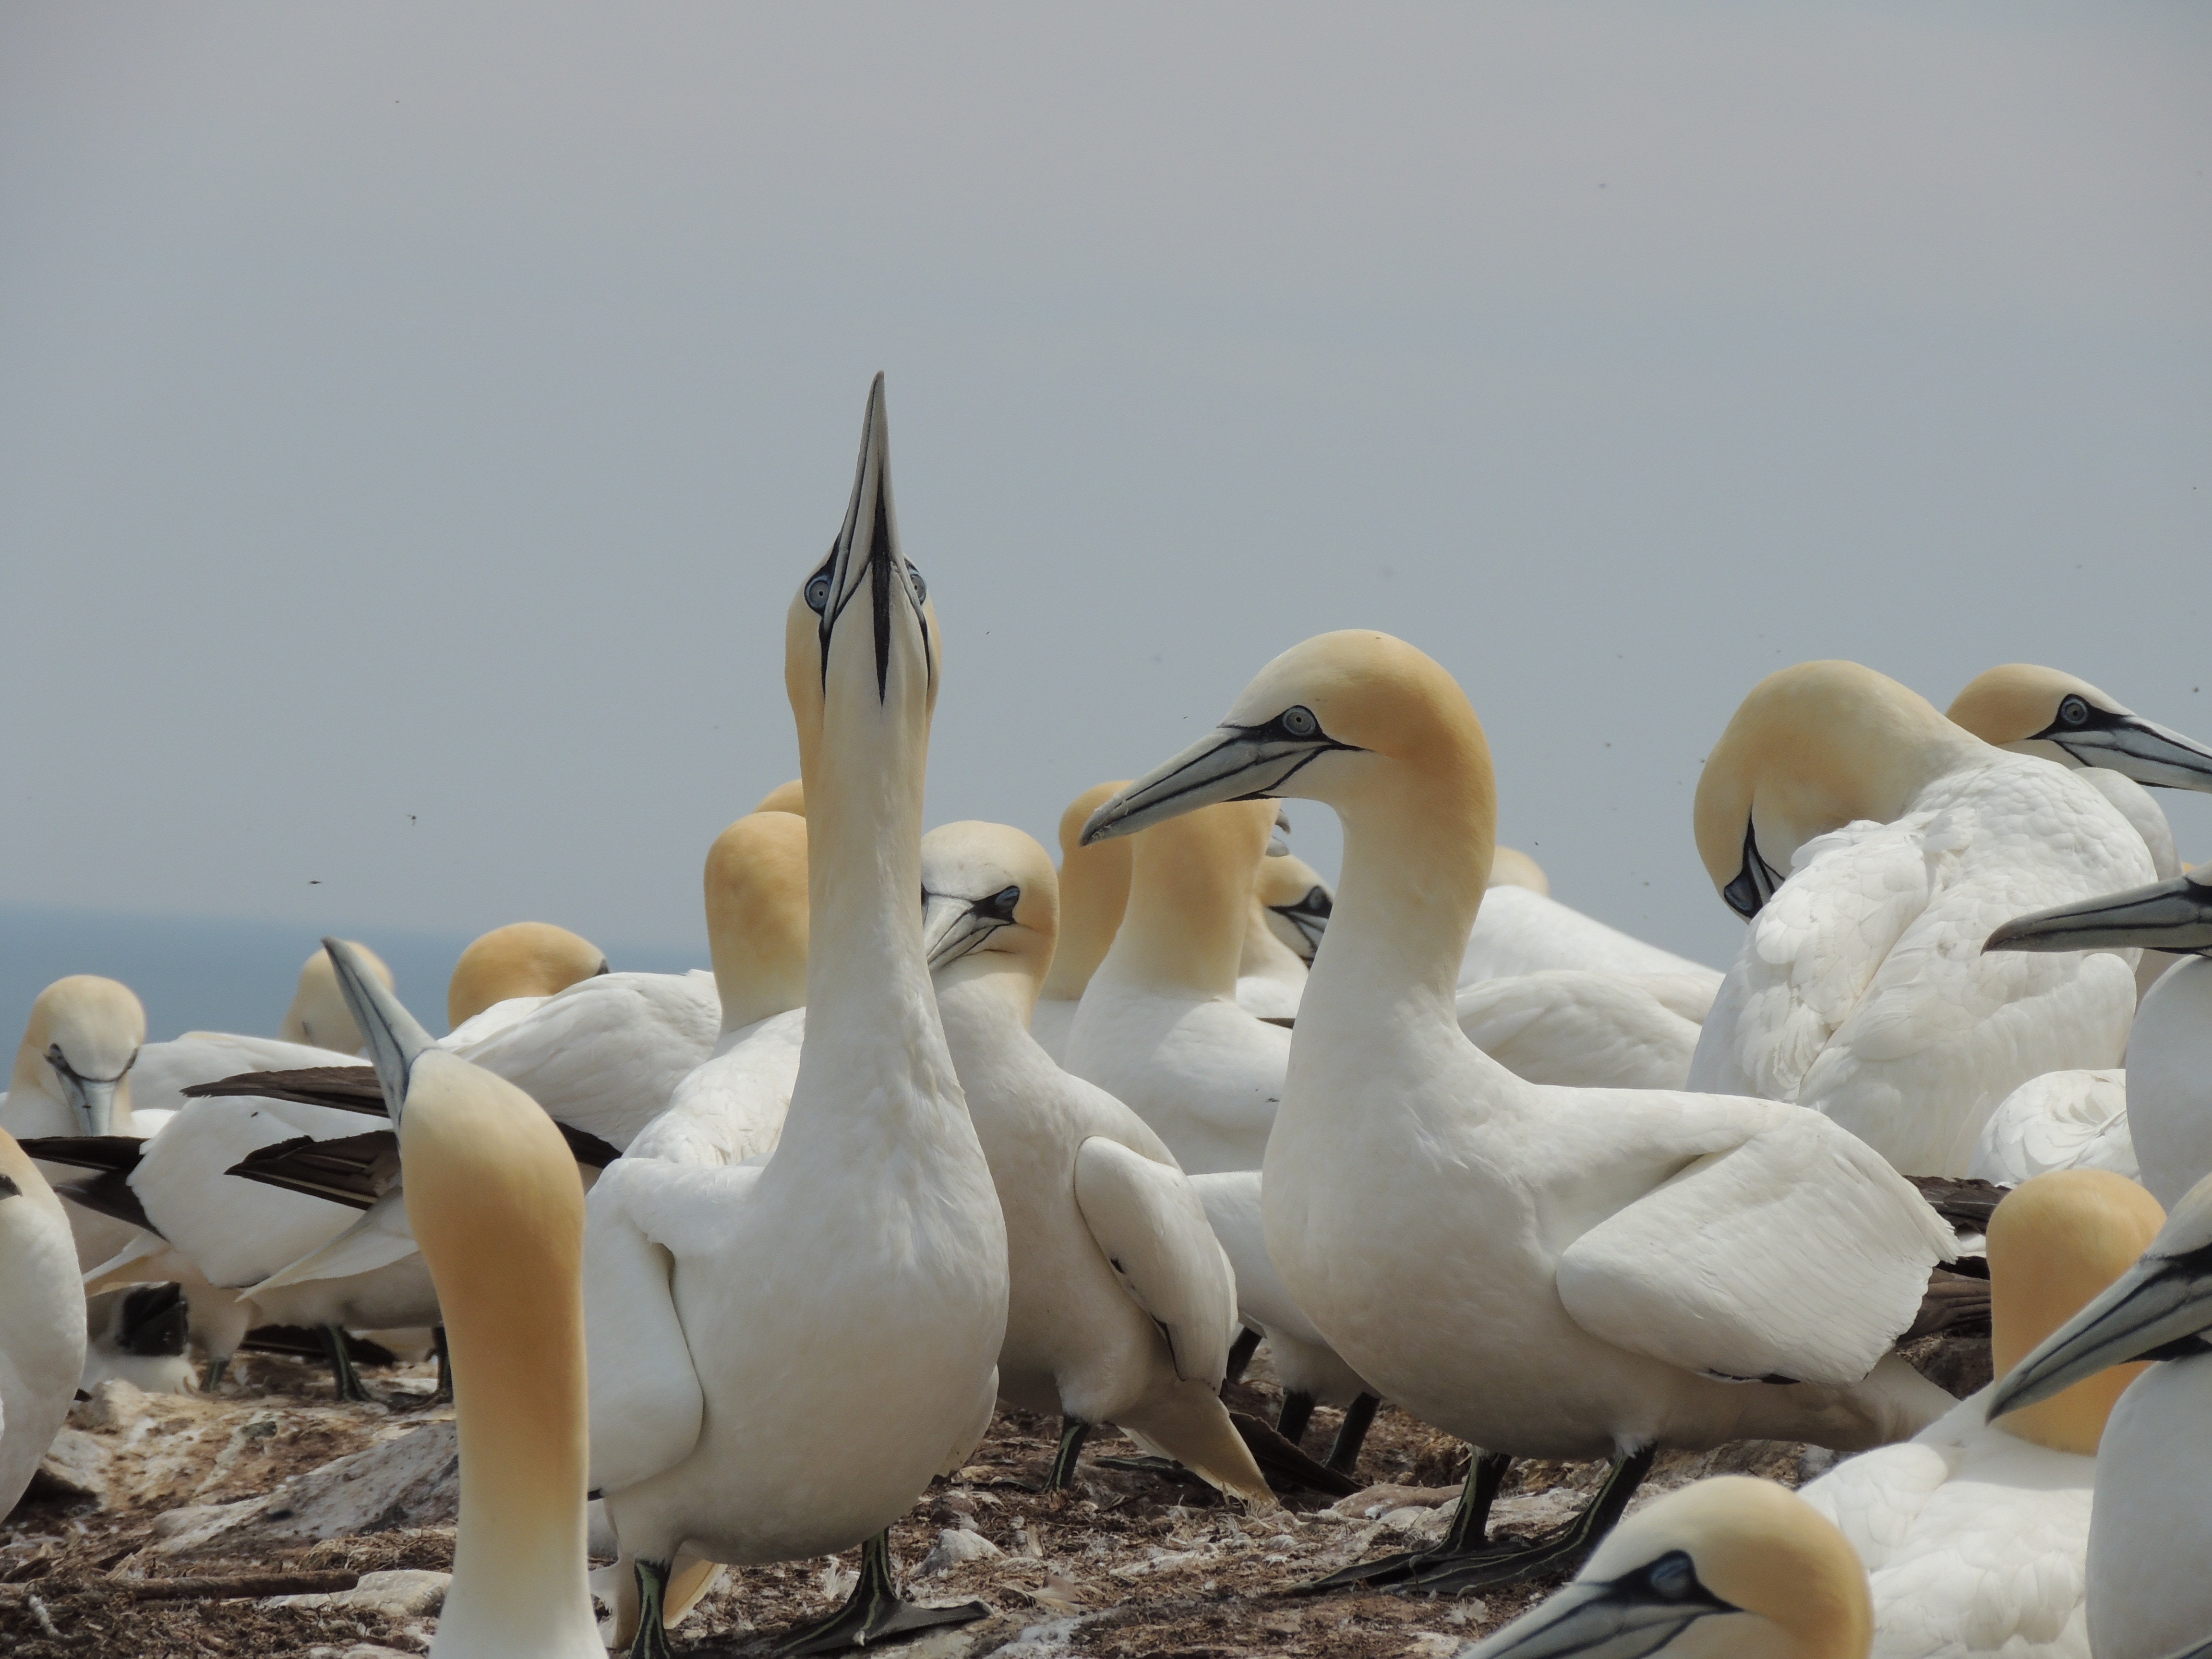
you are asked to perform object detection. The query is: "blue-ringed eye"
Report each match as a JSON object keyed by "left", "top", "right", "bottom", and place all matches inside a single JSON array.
[
  {"left": 1646, "top": 1551, "right": 1697, "bottom": 1601},
  {"left": 1281, "top": 705, "right": 1319, "bottom": 739},
  {"left": 2059, "top": 695, "right": 2090, "bottom": 727},
  {"left": 804, "top": 548, "right": 836, "bottom": 614},
  {"left": 907, "top": 561, "right": 928, "bottom": 602}
]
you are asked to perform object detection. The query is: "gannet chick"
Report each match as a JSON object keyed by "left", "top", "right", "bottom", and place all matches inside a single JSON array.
[
  {"left": 1984, "top": 865, "right": 2212, "bottom": 1208},
  {"left": 444, "top": 923, "right": 609, "bottom": 1038},
  {"left": 920, "top": 819, "right": 1273, "bottom": 1503},
  {"left": 1083, "top": 630, "right": 1960, "bottom": 1592},
  {"left": 0, "top": 1129, "right": 90, "bottom": 1518},
  {"left": 1949, "top": 663, "right": 2212, "bottom": 999},
  {"left": 1236, "top": 851, "right": 1330, "bottom": 1019},
  {"left": 625, "top": 809, "right": 808, "bottom": 1166},
  {"left": 1987, "top": 1171, "right": 2212, "bottom": 1659},
  {"left": 320, "top": 940, "right": 602, "bottom": 1658},
  {"left": 1460, "top": 1475, "right": 1872, "bottom": 1659},
  {"left": 1190, "top": 1168, "right": 1382, "bottom": 1471},
  {"left": 1688, "top": 661, "right": 2153, "bottom": 1175},
  {"left": 1065, "top": 798, "right": 1287, "bottom": 1174},
  {"left": 80, "top": 1282, "right": 196, "bottom": 1395},
  {"left": 584, "top": 376, "right": 1006, "bottom": 1658},
  {"left": 3, "top": 975, "right": 147, "bottom": 1267},
  {"left": 281, "top": 940, "right": 396, "bottom": 1053},
  {"left": 1028, "top": 781, "right": 1133, "bottom": 1064},
  {"left": 1799, "top": 1169, "right": 2165, "bottom": 1659}
]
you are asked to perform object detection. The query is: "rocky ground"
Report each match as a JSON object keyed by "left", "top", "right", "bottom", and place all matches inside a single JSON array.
[{"left": 1, "top": 1336, "right": 1985, "bottom": 1659}]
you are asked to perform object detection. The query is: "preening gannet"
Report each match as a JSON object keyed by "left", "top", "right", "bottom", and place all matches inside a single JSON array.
[
  {"left": 624, "top": 809, "right": 808, "bottom": 1166},
  {"left": 445, "top": 922, "right": 609, "bottom": 1036},
  {"left": 1189, "top": 1168, "right": 1381, "bottom": 1472},
  {"left": 0, "top": 1129, "right": 90, "bottom": 1519},
  {"left": 1236, "top": 851, "right": 1330, "bottom": 1020},
  {"left": 1459, "top": 1475, "right": 1873, "bottom": 1659},
  {"left": 321, "top": 940, "right": 602, "bottom": 1659},
  {"left": 1083, "top": 630, "right": 1959, "bottom": 1591},
  {"left": 584, "top": 377, "right": 1007, "bottom": 1658},
  {"left": 1987, "top": 1171, "right": 2212, "bottom": 1659},
  {"left": 1688, "top": 661, "right": 2153, "bottom": 1176},
  {"left": 1798, "top": 1169, "right": 2165, "bottom": 1659},
  {"left": 1949, "top": 664, "right": 2212, "bottom": 1000},
  {"left": 1983, "top": 866, "right": 2212, "bottom": 1209},
  {"left": 1065, "top": 798, "right": 1290, "bottom": 1174},
  {"left": 1028, "top": 781, "right": 1132, "bottom": 1064},
  {"left": 2, "top": 975, "right": 147, "bottom": 1267},
  {"left": 281, "top": 940, "right": 396, "bottom": 1053},
  {"left": 919, "top": 818, "right": 1271, "bottom": 1503}
]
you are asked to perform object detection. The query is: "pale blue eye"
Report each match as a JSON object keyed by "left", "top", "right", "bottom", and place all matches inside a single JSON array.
[{"left": 1281, "top": 706, "right": 1318, "bottom": 738}]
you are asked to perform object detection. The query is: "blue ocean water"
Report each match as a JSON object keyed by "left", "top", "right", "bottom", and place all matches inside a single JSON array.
[{"left": 0, "top": 905, "right": 706, "bottom": 1044}]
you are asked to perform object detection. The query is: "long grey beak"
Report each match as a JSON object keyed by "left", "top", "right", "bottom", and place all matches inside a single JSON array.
[
  {"left": 324, "top": 937, "right": 437, "bottom": 1124},
  {"left": 2044, "top": 711, "right": 2212, "bottom": 791},
  {"left": 1081, "top": 719, "right": 1349, "bottom": 846},
  {"left": 1984, "top": 869, "right": 2212, "bottom": 957},
  {"left": 1985, "top": 1240, "right": 2212, "bottom": 1422},
  {"left": 1456, "top": 1566, "right": 1734, "bottom": 1659},
  {"left": 805, "top": 372, "right": 926, "bottom": 700},
  {"left": 921, "top": 886, "right": 1022, "bottom": 972},
  {"left": 58, "top": 1068, "right": 126, "bottom": 1137}
]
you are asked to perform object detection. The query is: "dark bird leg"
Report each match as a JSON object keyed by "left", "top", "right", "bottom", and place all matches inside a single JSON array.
[
  {"left": 1326, "top": 1392, "right": 1381, "bottom": 1475},
  {"left": 1408, "top": 1446, "right": 1657, "bottom": 1591},
  {"left": 1043, "top": 1417, "right": 1093, "bottom": 1492},
  {"left": 627, "top": 1555, "right": 674, "bottom": 1659},
  {"left": 1294, "top": 1448, "right": 1513, "bottom": 1592},
  {"left": 320, "top": 1324, "right": 371, "bottom": 1402},
  {"left": 1224, "top": 1326, "right": 1262, "bottom": 1384},
  {"left": 432, "top": 1325, "right": 452, "bottom": 1404},
  {"left": 1275, "top": 1390, "right": 1316, "bottom": 1448},
  {"left": 775, "top": 1529, "right": 989, "bottom": 1656}
]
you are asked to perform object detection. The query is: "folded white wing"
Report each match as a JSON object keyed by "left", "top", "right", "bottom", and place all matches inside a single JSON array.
[
  {"left": 1456, "top": 970, "right": 1701, "bottom": 1090},
  {"left": 1073, "top": 1137, "right": 1239, "bottom": 1387},
  {"left": 1554, "top": 1095, "right": 1954, "bottom": 1386},
  {"left": 247, "top": 1186, "right": 420, "bottom": 1292}
]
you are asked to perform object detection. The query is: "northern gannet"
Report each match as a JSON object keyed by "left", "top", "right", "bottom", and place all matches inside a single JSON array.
[
  {"left": 1455, "top": 969, "right": 1704, "bottom": 1090},
  {"left": 281, "top": 939, "right": 395, "bottom": 1053},
  {"left": 1798, "top": 1168, "right": 2166, "bottom": 1659},
  {"left": 1987, "top": 1170, "right": 2212, "bottom": 1659},
  {"left": 584, "top": 376, "right": 1007, "bottom": 1658},
  {"left": 1028, "top": 781, "right": 1132, "bottom": 1064},
  {"left": 1971, "top": 1069, "right": 2137, "bottom": 1188},
  {"left": 1236, "top": 851, "right": 1329, "bottom": 1020},
  {"left": 321, "top": 940, "right": 603, "bottom": 1658},
  {"left": 624, "top": 809, "right": 808, "bottom": 1166},
  {"left": 1082, "top": 630, "right": 1959, "bottom": 1590},
  {"left": 1982, "top": 866, "right": 2212, "bottom": 1209},
  {"left": 1459, "top": 1475, "right": 1873, "bottom": 1659},
  {"left": 919, "top": 818, "right": 1272, "bottom": 1503},
  {"left": 1189, "top": 1168, "right": 1381, "bottom": 1471},
  {"left": 1461, "top": 867, "right": 1722, "bottom": 1005},
  {"left": 3, "top": 975, "right": 148, "bottom": 1268},
  {"left": 1949, "top": 663, "right": 2212, "bottom": 1000},
  {"left": 0, "top": 1128, "right": 90, "bottom": 1518},
  {"left": 444, "top": 922, "right": 609, "bottom": 1039},
  {"left": 1065, "top": 799, "right": 1288, "bottom": 1174},
  {"left": 1688, "top": 661, "right": 2154, "bottom": 1176}
]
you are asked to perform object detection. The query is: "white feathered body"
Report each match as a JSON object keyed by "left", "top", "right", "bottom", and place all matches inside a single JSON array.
[
  {"left": 1799, "top": 1388, "right": 2094, "bottom": 1659},
  {"left": 626, "top": 1009, "right": 805, "bottom": 1167},
  {"left": 1690, "top": 757, "right": 2151, "bottom": 1175},
  {"left": 1461, "top": 883, "right": 1722, "bottom": 991},
  {"left": 1191, "top": 1168, "right": 1370, "bottom": 1406},
  {"left": 0, "top": 1162, "right": 88, "bottom": 1517},
  {"left": 1971, "top": 1071, "right": 2135, "bottom": 1189},
  {"left": 1065, "top": 986, "right": 1287, "bottom": 1176},
  {"left": 2086, "top": 1358, "right": 2212, "bottom": 1659},
  {"left": 1456, "top": 970, "right": 1704, "bottom": 1090}
]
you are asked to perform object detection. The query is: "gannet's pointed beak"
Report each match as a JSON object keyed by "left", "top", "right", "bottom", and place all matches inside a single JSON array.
[
  {"left": 1984, "top": 869, "right": 2212, "bottom": 957},
  {"left": 801, "top": 372, "right": 928, "bottom": 700},
  {"left": 323, "top": 937, "right": 436, "bottom": 1124},
  {"left": 1722, "top": 819, "right": 1785, "bottom": 921},
  {"left": 1986, "top": 1236, "right": 2212, "bottom": 1422},
  {"left": 1455, "top": 1559, "right": 1735, "bottom": 1659},
  {"left": 2034, "top": 706, "right": 2212, "bottom": 790},
  {"left": 921, "top": 885, "right": 1022, "bottom": 972},
  {"left": 48, "top": 1050, "right": 132, "bottom": 1137},
  {"left": 1081, "top": 709, "right": 1356, "bottom": 845}
]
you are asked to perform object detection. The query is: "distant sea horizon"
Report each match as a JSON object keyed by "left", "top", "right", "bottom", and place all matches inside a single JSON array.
[{"left": 0, "top": 904, "right": 708, "bottom": 1044}]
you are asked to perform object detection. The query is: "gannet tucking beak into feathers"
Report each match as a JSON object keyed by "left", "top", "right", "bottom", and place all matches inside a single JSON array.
[
  {"left": 321, "top": 938, "right": 603, "bottom": 1659},
  {"left": 919, "top": 818, "right": 1274, "bottom": 1504},
  {"left": 1027, "top": 781, "right": 1133, "bottom": 1064},
  {"left": 583, "top": 376, "right": 1007, "bottom": 1658},
  {"left": 1687, "top": 660, "right": 2153, "bottom": 1175},
  {"left": 3, "top": 975, "right": 147, "bottom": 1269},
  {"left": 1082, "top": 630, "right": 1959, "bottom": 1592},
  {"left": 1459, "top": 1476, "right": 1873, "bottom": 1659},
  {"left": 1987, "top": 1169, "right": 2212, "bottom": 1659}
]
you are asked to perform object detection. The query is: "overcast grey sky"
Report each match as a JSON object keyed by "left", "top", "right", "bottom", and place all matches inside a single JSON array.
[{"left": 4, "top": 2, "right": 2208, "bottom": 993}]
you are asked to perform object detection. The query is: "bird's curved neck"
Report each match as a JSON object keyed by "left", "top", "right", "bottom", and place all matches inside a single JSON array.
[
  {"left": 1303, "top": 757, "right": 1491, "bottom": 1043},
  {"left": 1239, "top": 901, "right": 1306, "bottom": 986},
  {"left": 1040, "top": 842, "right": 1130, "bottom": 1002}
]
